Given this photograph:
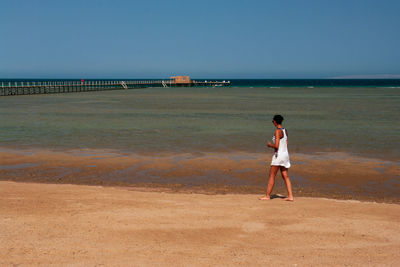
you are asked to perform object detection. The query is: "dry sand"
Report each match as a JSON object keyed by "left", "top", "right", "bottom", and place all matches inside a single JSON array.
[{"left": 0, "top": 181, "right": 399, "bottom": 266}]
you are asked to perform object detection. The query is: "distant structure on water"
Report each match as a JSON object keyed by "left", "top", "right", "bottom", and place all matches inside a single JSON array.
[
  {"left": 170, "top": 76, "right": 229, "bottom": 87},
  {"left": 1, "top": 76, "right": 230, "bottom": 96},
  {"left": 170, "top": 76, "right": 192, "bottom": 84}
]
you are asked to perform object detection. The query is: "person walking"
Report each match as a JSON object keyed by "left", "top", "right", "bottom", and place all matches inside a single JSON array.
[{"left": 259, "top": 115, "right": 294, "bottom": 201}]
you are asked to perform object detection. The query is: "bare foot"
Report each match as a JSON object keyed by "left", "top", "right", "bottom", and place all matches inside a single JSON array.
[
  {"left": 258, "top": 196, "right": 271, "bottom": 200},
  {"left": 283, "top": 197, "right": 294, "bottom": 202}
]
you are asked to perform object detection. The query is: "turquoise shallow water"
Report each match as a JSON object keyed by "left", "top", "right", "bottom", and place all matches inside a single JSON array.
[{"left": 0, "top": 86, "right": 399, "bottom": 160}]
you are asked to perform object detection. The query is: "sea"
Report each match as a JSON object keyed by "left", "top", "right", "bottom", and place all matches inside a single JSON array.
[{"left": 0, "top": 79, "right": 399, "bottom": 202}]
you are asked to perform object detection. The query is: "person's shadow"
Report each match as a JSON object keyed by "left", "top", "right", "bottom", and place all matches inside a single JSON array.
[{"left": 270, "top": 194, "right": 286, "bottom": 199}]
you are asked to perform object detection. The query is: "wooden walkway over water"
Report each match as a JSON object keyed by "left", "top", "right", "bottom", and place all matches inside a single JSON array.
[{"left": 0, "top": 80, "right": 230, "bottom": 96}]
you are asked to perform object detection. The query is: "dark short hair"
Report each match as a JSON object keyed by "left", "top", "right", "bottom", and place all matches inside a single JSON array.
[{"left": 273, "top": 115, "right": 284, "bottom": 124}]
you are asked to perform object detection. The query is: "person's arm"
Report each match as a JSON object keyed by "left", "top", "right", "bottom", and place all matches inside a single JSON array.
[
  {"left": 267, "top": 129, "right": 281, "bottom": 150},
  {"left": 286, "top": 129, "right": 288, "bottom": 146}
]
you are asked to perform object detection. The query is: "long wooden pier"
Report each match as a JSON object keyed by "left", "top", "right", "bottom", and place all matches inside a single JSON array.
[{"left": 0, "top": 79, "right": 231, "bottom": 96}]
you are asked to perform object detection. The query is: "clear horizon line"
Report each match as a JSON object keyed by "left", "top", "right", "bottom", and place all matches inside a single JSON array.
[{"left": 331, "top": 74, "right": 400, "bottom": 79}]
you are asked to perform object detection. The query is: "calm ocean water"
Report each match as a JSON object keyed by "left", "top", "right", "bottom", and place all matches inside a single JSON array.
[{"left": 0, "top": 81, "right": 399, "bottom": 160}]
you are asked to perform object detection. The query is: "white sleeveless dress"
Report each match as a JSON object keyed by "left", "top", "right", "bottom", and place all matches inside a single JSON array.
[{"left": 271, "top": 128, "right": 291, "bottom": 168}]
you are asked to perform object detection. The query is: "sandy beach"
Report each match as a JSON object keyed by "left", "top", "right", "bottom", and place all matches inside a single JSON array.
[
  {"left": 1, "top": 181, "right": 399, "bottom": 266},
  {"left": 2, "top": 0, "right": 400, "bottom": 265}
]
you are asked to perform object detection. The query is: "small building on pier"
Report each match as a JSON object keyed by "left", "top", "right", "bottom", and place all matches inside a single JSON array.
[{"left": 170, "top": 76, "right": 192, "bottom": 84}]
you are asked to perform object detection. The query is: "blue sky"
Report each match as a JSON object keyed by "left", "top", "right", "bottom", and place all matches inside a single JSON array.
[{"left": 1, "top": 0, "right": 399, "bottom": 79}]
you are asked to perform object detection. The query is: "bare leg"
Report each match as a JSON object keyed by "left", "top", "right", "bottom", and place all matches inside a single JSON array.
[
  {"left": 259, "top": 166, "right": 280, "bottom": 200},
  {"left": 280, "top": 166, "right": 294, "bottom": 201}
]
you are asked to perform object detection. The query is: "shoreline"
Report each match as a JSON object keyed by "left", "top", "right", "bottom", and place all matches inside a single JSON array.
[
  {"left": 1, "top": 181, "right": 399, "bottom": 266},
  {"left": 1, "top": 148, "right": 399, "bottom": 203},
  {"left": 5, "top": 179, "right": 400, "bottom": 206}
]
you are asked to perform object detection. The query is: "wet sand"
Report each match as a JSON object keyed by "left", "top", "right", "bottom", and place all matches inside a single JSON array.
[
  {"left": 0, "top": 148, "right": 399, "bottom": 202},
  {"left": 0, "top": 181, "right": 399, "bottom": 266}
]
